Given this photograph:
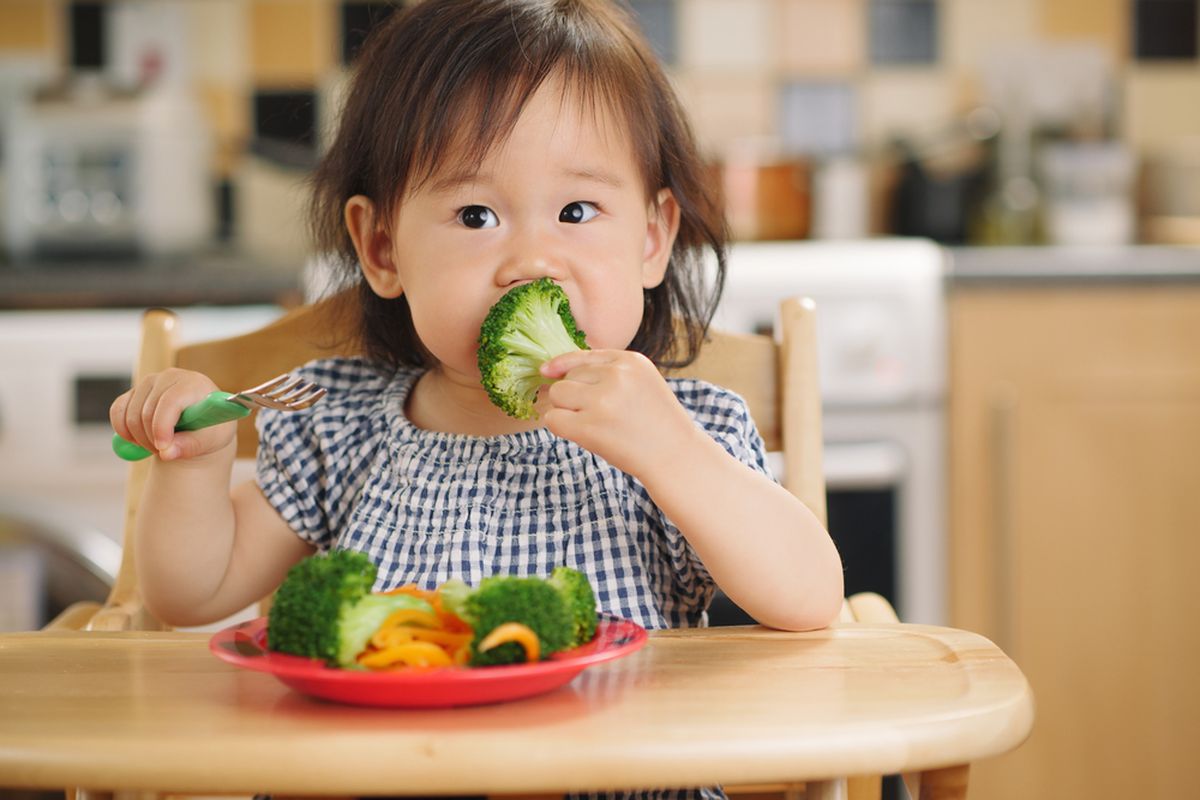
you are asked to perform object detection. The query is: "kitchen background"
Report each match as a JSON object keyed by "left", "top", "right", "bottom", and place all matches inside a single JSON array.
[
  {"left": 2, "top": 0, "right": 1199, "bottom": 255},
  {"left": 1, "top": 3, "right": 1198, "bottom": 800}
]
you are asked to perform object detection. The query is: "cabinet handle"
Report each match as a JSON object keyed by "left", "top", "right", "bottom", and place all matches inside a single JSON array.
[{"left": 989, "top": 386, "right": 1018, "bottom": 658}]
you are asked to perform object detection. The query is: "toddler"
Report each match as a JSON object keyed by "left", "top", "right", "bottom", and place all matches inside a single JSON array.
[{"left": 111, "top": 0, "right": 841, "bottom": 685}]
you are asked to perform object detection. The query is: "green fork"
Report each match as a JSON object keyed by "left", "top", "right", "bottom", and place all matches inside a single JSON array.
[{"left": 111, "top": 373, "right": 327, "bottom": 461}]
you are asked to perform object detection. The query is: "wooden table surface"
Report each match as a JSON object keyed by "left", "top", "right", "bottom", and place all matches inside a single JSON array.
[{"left": 0, "top": 623, "right": 1033, "bottom": 796}]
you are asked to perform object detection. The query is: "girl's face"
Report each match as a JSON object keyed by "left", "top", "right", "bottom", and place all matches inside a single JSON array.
[{"left": 352, "top": 74, "right": 680, "bottom": 390}]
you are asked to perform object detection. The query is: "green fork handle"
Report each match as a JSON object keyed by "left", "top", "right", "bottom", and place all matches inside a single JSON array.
[{"left": 111, "top": 391, "right": 251, "bottom": 461}]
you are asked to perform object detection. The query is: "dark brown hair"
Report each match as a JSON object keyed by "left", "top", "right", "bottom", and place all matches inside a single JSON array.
[{"left": 309, "top": 0, "right": 727, "bottom": 369}]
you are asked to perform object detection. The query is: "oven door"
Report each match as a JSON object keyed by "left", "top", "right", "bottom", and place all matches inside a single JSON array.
[{"left": 706, "top": 441, "right": 905, "bottom": 627}]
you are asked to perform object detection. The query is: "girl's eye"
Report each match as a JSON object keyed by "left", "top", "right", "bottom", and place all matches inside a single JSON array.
[
  {"left": 459, "top": 205, "right": 498, "bottom": 229},
  {"left": 559, "top": 201, "right": 600, "bottom": 224}
]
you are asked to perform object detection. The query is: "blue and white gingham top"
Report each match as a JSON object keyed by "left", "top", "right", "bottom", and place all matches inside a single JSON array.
[
  {"left": 256, "top": 357, "right": 773, "bottom": 799},
  {"left": 256, "top": 357, "right": 774, "bottom": 633}
]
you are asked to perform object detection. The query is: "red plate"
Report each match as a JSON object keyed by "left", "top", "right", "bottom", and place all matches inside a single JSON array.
[{"left": 209, "top": 614, "right": 647, "bottom": 708}]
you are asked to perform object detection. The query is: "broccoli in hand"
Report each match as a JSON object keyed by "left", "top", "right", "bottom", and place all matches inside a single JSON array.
[
  {"left": 477, "top": 277, "right": 589, "bottom": 419},
  {"left": 267, "top": 549, "right": 433, "bottom": 667},
  {"left": 438, "top": 567, "right": 598, "bottom": 666}
]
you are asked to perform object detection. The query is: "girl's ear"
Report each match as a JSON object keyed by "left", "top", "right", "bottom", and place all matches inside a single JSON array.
[
  {"left": 642, "top": 188, "right": 681, "bottom": 289},
  {"left": 345, "top": 195, "right": 404, "bottom": 298}
]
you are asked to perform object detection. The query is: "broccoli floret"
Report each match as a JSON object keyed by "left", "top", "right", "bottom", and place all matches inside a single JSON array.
[
  {"left": 547, "top": 566, "right": 598, "bottom": 647},
  {"left": 465, "top": 576, "right": 574, "bottom": 666},
  {"left": 477, "top": 277, "right": 589, "bottom": 419},
  {"left": 437, "top": 570, "right": 598, "bottom": 666},
  {"left": 267, "top": 550, "right": 433, "bottom": 667},
  {"left": 437, "top": 575, "right": 572, "bottom": 666}
]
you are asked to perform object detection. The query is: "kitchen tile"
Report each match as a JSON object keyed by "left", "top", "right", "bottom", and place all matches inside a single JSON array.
[
  {"left": 678, "top": 0, "right": 774, "bottom": 72},
  {"left": 778, "top": 80, "right": 859, "bottom": 156},
  {"left": 0, "top": 1, "right": 54, "bottom": 51},
  {"left": 1133, "top": 0, "right": 1198, "bottom": 60},
  {"left": 628, "top": 0, "right": 677, "bottom": 66},
  {"left": 1040, "top": 0, "right": 1128, "bottom": 61},
  {"left": 941, "top": 0, "right": 1036, "bottom": 68},
  {"left": 673, "top": 74, "right": 776, "bottom": 155},
  {"left": 187, "top": 0, "right": 247, "bottom": 85},
  {"left": 860, "top": 70, "right": 959, "bottom": 150},
  {"left": 868, "top": 0, "right": 939, "bottom": 65},
  {"left": 68, "top": 0, "right": 105, "bottom": 70},
  {"left": 778, "top": 0, "right": 865, "bottom": 75},
  {"left": 1123, "top": 66, "right": 1200, "bottom": 150},
  {"left": 253, "top": 88, "right": 317, "bottom": 148},
  {"left": 249, "top": 0, "right": 334, "bottom": 86}
]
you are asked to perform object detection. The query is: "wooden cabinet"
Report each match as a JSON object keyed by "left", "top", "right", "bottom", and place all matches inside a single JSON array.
[{"left": 949, "top": 284, "right": 1200, "bottom": 799}]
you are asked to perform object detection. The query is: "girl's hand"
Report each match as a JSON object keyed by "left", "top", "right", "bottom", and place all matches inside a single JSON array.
[
  {"left": 540, "top": 350, "right": 705, "bottom": 478},
  {"left": 109, "top": 368, "right": 233, "bottom": 462}
]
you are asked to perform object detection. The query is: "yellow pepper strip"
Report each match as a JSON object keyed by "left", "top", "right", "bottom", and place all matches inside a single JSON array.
[
  {"left": 358, "top": 641, "right": 454, "bottom": 669},
  {"left": 380, "top": 608, "right": 441, "bottom": 629},
  {"left": 477, "top": 622, "right": 541, "bottom": 663},
  {"left": 369, "top": 609, "right": 442, "bottom": 649},
  {"left": 370, "top": 626, "right": 415, "bottom": 649}
]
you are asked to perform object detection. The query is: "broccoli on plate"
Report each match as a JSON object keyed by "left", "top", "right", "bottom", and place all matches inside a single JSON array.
[
  {"left": 477, "top": 277, "right": 589, "bottom": 419},
  {"left": 267, "top": 549, "right": 433, "bottom": 667},
  {"left": 438, "top": 567, "right": 598, "bottom": 666},
  {"left": 547, "top": 565, "right": 599, "bottom": 647}
]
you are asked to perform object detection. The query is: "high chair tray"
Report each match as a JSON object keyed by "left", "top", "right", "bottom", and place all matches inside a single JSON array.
[{"left": 209, "top": 614, "right": 647, "bottom": 708}]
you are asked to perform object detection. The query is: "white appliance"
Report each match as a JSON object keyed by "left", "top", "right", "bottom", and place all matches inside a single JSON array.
[
  {"left": 0, "top": 305, "right": 283, "bottom": 627},
  {"left": 709, "top": 239, "right": 947, "bottom": 625},
  {"left": 4, "top": 79, "right": 213, "bottom": 259}
]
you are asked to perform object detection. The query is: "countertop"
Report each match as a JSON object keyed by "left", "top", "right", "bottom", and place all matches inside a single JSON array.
[
  {"left": 7, "top": 244, "right": 1200, "bottom": 310},
  {"left": 0, "top": 248, "right": 306, "bottom": 310},
  {"left": 947, "top": 245, "right": 1200, "bottom": 284}
]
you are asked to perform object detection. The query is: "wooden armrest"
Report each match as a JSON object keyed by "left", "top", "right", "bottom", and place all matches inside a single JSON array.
[
  {"left": 86, "top": 601, "right": 168, "bottom": 632},
  {"left": 42, "top": 601, "right": 102, "bottom": 631},
  {"left": 846, "top": 592, "right": 900, "bottom": 624}
]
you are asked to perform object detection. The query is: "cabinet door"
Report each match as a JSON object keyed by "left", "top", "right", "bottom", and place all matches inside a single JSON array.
[{"left": 950, "top": 285, "right": 1200, "bottom": 800}]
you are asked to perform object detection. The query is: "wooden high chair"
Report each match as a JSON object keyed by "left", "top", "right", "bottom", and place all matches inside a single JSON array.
[{"left": 47, "top": 290, "right": 920, "bottom": 800}]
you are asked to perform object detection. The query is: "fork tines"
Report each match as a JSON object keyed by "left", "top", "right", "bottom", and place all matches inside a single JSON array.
[{"left": 237, "top": 373, "right": 327, "bottom": 411}]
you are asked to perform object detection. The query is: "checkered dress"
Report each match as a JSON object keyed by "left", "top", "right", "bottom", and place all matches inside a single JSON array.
[{"left": 256, "top": 357, "right": 774, "bottom": 800}]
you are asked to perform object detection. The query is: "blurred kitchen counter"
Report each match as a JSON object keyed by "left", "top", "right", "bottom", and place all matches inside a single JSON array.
[
  {"left": 0, "top": 248, "right": 306, "bottom": 310},
  {"left": 947, "top": 245, "right": 1200, "bottom": 283}
]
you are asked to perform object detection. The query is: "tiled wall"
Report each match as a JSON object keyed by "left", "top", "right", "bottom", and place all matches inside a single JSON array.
[
  {"left": 3, "top": 0, "right": 1199, "bottom": 232},
  {"left": 650, "top": 0, "right": 1200, "bottom": 157}
]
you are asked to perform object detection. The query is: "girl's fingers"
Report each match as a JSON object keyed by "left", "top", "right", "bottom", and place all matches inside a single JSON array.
[
  {"left": 545, "top": 377, "right": 588, "bottom": 411},
  {"left": 109, "top": 391, "right": 132, "bottom": 439},
  {"left": 540, "top": 349, "right": 618, "bottom": 379},
  {"left": 123, "top": 378, "right": 159, "bottom": 449},
  {"left": 143, "top": 379, "right": 182, "bottom": 451}
]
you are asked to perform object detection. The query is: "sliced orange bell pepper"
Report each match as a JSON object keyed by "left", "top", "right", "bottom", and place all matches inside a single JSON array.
[
  {"left": 358, "top": 640, "right": 453, "bottom": 669},
  {"left": 477, "top": 622, "right": 541, "bottom": 663}
]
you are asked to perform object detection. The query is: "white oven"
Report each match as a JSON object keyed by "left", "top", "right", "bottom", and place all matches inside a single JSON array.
[
  {"left": 0, "top": 305, "right": 283, "bottom": 629},
  {"left": 706, "top": 239, "right": 947, "bottom": 626}
]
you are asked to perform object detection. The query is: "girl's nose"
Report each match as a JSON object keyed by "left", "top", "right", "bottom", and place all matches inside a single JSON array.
[{"left": 493, "top": 227, "right": 567, "bottom": 287}]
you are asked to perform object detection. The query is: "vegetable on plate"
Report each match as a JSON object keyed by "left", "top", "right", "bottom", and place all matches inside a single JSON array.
[{"left": 266, "top": 550, "right": 598, "bottom": 671}]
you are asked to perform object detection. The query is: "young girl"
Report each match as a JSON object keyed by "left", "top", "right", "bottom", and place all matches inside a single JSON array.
[{"left": 111, "top": 0, "right": 842, "bottom": 643}]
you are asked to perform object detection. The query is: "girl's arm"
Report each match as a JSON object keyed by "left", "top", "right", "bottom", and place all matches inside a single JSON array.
[
  {"left": 541, "top": 350, "right": 844, "bottom": 631},
  {"left": 137, "top": 457, "right": 313, "bottom": 626},
  {"left": 112, "top": 369, "right": 313, "bottom": 626}
]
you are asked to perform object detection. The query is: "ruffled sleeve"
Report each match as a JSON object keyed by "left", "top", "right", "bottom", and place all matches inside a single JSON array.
[{"left": 255, "top": 357, "right": 397, "bottom": 551}]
